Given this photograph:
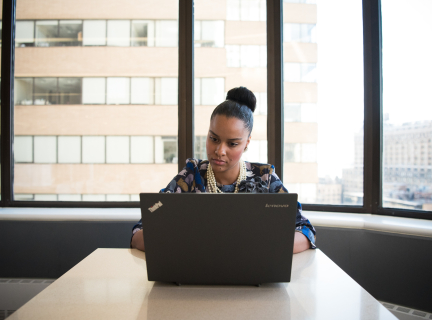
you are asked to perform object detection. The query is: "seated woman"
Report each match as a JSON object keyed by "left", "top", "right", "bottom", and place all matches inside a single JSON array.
[{"left": 131, "top": 87, "right": 316, "bottom": 253}]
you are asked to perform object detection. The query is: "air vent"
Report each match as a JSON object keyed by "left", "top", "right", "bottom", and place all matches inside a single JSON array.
[{"left": 380, "top": 301, "right": 432, "bottom": 319}]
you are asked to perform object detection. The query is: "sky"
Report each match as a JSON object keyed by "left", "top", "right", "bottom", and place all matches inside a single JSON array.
[{"left": 314, "top": 0, "right": 432, "bottom": 179}]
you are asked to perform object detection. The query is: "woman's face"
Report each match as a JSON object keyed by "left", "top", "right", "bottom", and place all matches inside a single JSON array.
[{"left": 206, "top": 115, "right": 251, "bottom": 174}]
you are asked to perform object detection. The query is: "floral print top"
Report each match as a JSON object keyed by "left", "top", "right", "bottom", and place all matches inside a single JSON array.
[{"left": 132, "top": 158, "right": 316, "bottom": 248}]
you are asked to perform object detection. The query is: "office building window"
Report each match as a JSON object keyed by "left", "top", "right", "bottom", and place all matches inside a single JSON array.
[
  {"left": 58, "top": 194, "right": 82, "bottom": 201},
  {"left": 195, "top": 136, "right": 207, "bottom": 160},
  {"left": 58, "top": 78, "right": 82, "bottom": 104},
  {"left": 255, "top": 92, "right": 267, "bottom": 115},
  {"left": 107, "top": 78, "right": 130, "bottom": 105},
  {"left": 157, "top": 78, "right": 178, "bottom": 105},
  {"left": 284, "top": 63, "right": 317, "bottom": 82},
  {"left": 35, "top": 20, "right": 58, "bottom": 47},
  {"left": 34, "top": 194, "right": 58, "bottom": 201},
  {"left": 155, "top": 20, "right": 178, "bottom": 47},
  {"left": 227, "top": 0, "right": 266, "bottom": 21},
  {"left": 226, "top": 45, "right": 266, "bottom": 68},
  {"left": 59, "top": 20, "right": 83, "bottom": 46},
  {"left": 34, "top": 136, "right": 57, "bottom": 163},
  {"left": 131, "top": 78, "right": 154, "bottom": 104},
  {"left": 58, "top": 136, "right": 81, "bottom": 163},
  {"left": 82, "top": 136, "right": 105, "bottom": 163},
  {"left": 107, "top": 20, "right": 131, "bottom": 47},
  {"left": 242, "top": 140, "right": 268, "bottom": 164},
  {"left": 285, "top": 103, "right": 317, "bottom": 122},
  {"left": 34, "top": 78, "right": 57, "bottom": 105},
  {"left": 16, "top": 21, "right": 35, "bottom": 47},
  {"left": 106, "top": 136, "right": 130, "bottom": 164},
  {"left": 82, "top": 194, "right": 106, "bottom": 201},
  {"left": 195, "top": 21, "right": 224, "bottom": 48},
  {"left": 155, "top": 137, "right": 177, "bottom": 164},
  {"left": 14, "top": 136, "right": 33, "bottom": 163},
  {"left": 106, "top": 194, "right": 130, "bottom": 201},
  {"left": 131, "top": 20, "right": 155, "bottom": 46},
  {"left": 284, "top": 23, "right": 316, "bottom": 43},
  {"left": 83, "top": 20, "right": 107, "bottom": 46},
  {"left": 82, "top": 78, "right": 106, "bottom": 104},
  {"left": 131, "top": 136, "right": 154, "bottom": 163},
  {"left": 201, "top": 78, "right": 225, "bottom": 106},
  {"left": 285, "top": 143, "right": 316, "bottom": 163},
  {"left": 15, "top": 78, "right": 33, "bottom": 105}
]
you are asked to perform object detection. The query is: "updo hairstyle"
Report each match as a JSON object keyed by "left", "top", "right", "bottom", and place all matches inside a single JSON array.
[{"left": 210, "top": 86, "right": 256, "bottom": 135}]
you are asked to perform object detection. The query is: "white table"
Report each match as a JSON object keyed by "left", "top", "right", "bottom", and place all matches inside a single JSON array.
[{"left": 8, "top": 249, "right": 397, "bottom": 319}]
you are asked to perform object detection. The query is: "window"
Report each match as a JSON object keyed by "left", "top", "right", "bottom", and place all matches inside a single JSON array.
[
  {"left": 15, "top": 78, "right": 33, "bottom": 105},
  {"left": 201, "top": 78, "right": 225, "bottom": 106},
  {"left": 131, "top": 136, "right": 154, "bottom": 163},
  {"left": 82, "top": 78, "right": 106, "bottom": 104},
  {"left": 14, "top": 136, "right": 33, "bottom": 163},
  {"left": 155, "top": 137, "right": 178, "bottom": 164},
  {"left": 59, "top": 20, "right": 83, "bottom": 46},
  {"left": 82, "top": 136, "right": 105, "bottom": 163},
  {"left": 284, "top": 63, "right": 317, "bottom": 82},
  {"left": 131, "top": 78, "right": 154, "bottom": 104},
  {"left": 83, "top": 20, "right": 107, "bottom": 46},
  {"left": 107, "top": 78, "right": 130, "bottom": 104},
  {"left": 58, "top": 78, "right": 82, "bottom": 104},
  {"left": 34, "top": 78, "right": 57, "bottom": 105},
  {"left": 107, "top": 20, "right": 130, "bottom": 47},
  {"left": 284, "top": 23, "right": 316, "bottom": 43},
  {"left": 16, "top": 21, "right": 35, "bottom": 47},
  {"left": 157, "top": 78, "right": 178, "bottom": 105},
  {"left": 106, "top": 136, "right": 130, "bottom": 163},
  {"left": 155, "top": 20, "right": 178, "bottom": 47},
  {"left": 35, "top": 20, "right": 58, "bottom": 47},
  {"left": 194, "top": 21, "right": 224, "bottom": 47},
  {"left": 34, "top": 136, "right": 57, "bottom": 163},
  {"left": 285, "top": 103, "right": 317, "bottom": 122},
  {"left": 131, "top": 20, "right": 155, "bottom": 46},
  {"left": 227, "top": 0, "right": 266, "bottom": 21},
  {"left": 58, "top": 136, "right": 81, "bottom": 163},
  {"left": 381, "top": 1, "right": 432, "bottom": 211}
]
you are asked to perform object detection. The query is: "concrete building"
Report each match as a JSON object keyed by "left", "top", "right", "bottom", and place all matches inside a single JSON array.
[{"left": 13, "top": 0, "right": 318, "bottom": 201}]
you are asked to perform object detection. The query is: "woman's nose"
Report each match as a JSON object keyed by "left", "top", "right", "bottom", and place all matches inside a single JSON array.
[{"left": 215, "top": 144, "right": 226, "bottom": 156}]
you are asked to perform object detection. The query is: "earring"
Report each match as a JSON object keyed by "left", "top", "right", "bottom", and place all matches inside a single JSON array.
[{"left": 244, "top": 147, "right": 248, "bottom": 152}]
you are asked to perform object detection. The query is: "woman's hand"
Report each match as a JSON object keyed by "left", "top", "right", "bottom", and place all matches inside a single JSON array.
[
  {"left": 293, "top": 232, "right": 310, "bottom": 254},
  {"left": 131, "top": 229, "right": 145, "bottom": 251}
]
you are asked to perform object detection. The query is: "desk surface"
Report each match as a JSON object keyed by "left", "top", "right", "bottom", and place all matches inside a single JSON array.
[{"left": 8, "top": 249, "right": 396, "bottom": 320}]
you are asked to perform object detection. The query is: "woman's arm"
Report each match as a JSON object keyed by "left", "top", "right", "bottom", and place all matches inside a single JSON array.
[
  {"left": 131, "top": 229, "right": 145, "bottom": 251},
  {"left": 293, "top": 231, "right": 310, "bottom": 254}
]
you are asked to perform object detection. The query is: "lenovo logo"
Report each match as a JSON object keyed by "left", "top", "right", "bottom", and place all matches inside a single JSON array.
[
  {"left": 148, "top": 201, "right": 163, "bottom": 212},
  {"left": 265, "top": 204, "right": 289, "bottom": 208}
]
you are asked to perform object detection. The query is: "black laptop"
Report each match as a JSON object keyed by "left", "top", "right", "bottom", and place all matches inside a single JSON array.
[{"left": 139, "top": 193, "right": 298, "bottom": 285}]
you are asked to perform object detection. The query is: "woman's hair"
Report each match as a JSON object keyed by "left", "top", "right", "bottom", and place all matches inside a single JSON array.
[{"left": 210, "top": 86, "right": 256, "bottom": 135}]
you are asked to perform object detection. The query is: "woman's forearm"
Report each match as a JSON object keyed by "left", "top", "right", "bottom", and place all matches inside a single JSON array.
[
  {"left": 131, "top": 229, "right": 145, "bottom": 251},
  {"left": 293, "top": 231, "right": 310, "bottom": 254}
]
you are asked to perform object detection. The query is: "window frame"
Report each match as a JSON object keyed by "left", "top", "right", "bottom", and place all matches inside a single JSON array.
[{"left": 2, "top": 0, "right": 432, "bottom": 220}]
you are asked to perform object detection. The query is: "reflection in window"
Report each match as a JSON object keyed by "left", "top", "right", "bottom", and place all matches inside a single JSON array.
[
  {"left": 195, "top": 21, "right": 224, "bottom": 47},
  {"left": 59, "top": 20, "right": 83, "bottom": 46},
  {"left": 35, "top": 20, "right": 58, "bottom": 47}
]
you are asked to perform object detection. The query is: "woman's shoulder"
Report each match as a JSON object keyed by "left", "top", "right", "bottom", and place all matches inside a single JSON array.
[{"left": 244, "top": 161, "right": 276, "bottom": 176}]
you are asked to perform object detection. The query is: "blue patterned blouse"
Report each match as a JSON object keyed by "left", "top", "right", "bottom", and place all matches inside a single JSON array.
[{"left": 132, "top": 158, "right": 316, "bottom": 248}]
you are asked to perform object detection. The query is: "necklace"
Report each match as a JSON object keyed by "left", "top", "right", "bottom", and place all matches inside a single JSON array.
[{"left": 206, "top": 160, "right": 247, "bottom": 193}]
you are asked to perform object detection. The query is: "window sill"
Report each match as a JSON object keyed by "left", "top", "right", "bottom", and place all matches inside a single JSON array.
[{"left": 1, "top": 208, "right": 431, "bottom": 238}]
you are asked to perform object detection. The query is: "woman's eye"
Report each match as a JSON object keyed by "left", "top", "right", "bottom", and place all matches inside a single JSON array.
[
  {"left": 230, "top": 143, "right": 238, "bottom": 147},
  {"left": 209, "top": 136, "right": 217, "bottom": 142}
]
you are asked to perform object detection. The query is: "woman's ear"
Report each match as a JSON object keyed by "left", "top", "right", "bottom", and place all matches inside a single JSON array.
[{"left": 245, "top": 135, "right": 252, "bottom": 150}]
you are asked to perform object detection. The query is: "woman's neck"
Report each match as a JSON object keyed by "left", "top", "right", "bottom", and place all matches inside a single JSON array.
[{"left": 212, "top": 162, "right": 240, "bottom": 186}]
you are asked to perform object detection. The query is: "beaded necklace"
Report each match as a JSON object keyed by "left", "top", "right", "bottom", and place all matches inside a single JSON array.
[{"left": 206, "top": 160, "right": 247, "bottom": 193}]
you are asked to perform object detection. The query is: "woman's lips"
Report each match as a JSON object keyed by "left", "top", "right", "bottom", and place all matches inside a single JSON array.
[{"left": 212, "top": 159, "right": 226, "bottom": 166}]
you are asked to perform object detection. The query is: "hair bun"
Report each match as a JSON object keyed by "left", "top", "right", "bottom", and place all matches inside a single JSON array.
[{"left": 226, "top": 86, "right": 256, "bottom": 113}]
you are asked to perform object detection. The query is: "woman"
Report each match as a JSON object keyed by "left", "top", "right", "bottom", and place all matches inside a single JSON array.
[{"left": 131, "top": 87, "right": 316, "bottom": 253}]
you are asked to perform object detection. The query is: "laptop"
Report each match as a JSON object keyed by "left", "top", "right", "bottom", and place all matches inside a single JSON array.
[{"left": 139, "top": 193, "right": 298, "bottom": 285}]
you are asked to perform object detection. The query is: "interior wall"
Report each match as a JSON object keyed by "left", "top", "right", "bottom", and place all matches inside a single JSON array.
[{"left": 1, "top": 221, "right": 431, "bottom": 312}]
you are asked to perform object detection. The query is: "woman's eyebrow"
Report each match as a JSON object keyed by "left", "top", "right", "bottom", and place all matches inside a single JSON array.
[{"left": 209, "top": 130, "right": 242, "bottom": 141}]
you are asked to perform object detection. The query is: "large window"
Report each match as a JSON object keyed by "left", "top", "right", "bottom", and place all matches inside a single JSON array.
[
  {"left": 13, "top": 0, "right": 179, "bottom": 201},
  {"left": 381, "top": 0, "right": 432, "bottom": 211},
  {"left": 282, "top": 0, "right": 364, "bottom": 205}
]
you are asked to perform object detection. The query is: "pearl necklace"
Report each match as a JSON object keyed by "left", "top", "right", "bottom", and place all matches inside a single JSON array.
[{"left": 206, "top": 160, "right": 247, "bottom": 193}]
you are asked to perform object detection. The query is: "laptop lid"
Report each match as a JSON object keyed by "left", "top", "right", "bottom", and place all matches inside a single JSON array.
[{"left": 140, "top": 193, "right": 298, "bottom": 285}]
